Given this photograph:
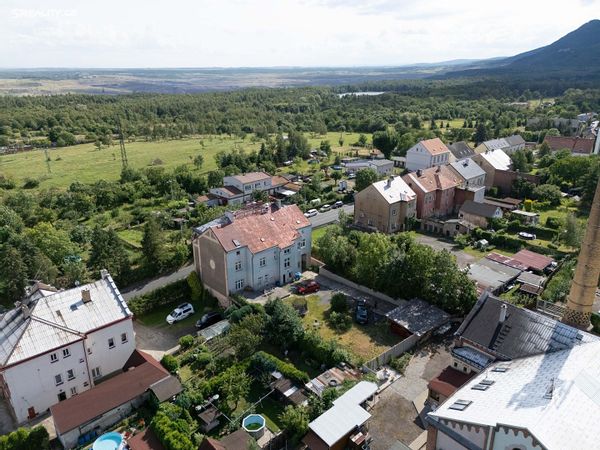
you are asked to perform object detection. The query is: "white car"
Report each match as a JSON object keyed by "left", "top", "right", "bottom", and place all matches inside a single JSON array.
[
  {"left": 319, "top": 204, "right": 331, "bottom": 212},
  {"left": 304, "top": 209, "right": 318, "bottom": 218},
  {"left": 166, "top": 303, "right": 195, "bottom": 324},
  {"left": 332, "top": 200, "right": 344, "bottom": 209},
  {"left": 518, "top": 232, "right": 536, "bottom": 240}
]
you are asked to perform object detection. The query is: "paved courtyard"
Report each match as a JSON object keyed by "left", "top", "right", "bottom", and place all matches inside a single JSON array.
[
  {"left": 414, "top": 234, "right": 477, "bottom": 269},
  {"left": 369, "top": 341, "right": 453, "bottom": 450}
]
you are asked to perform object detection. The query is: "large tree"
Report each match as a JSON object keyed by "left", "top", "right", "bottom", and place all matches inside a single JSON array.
[
  {"left": 265, "top": 298, "right": 304, "bottom": 348},
  {"left": 372, "top": 129, "right": 399, "bottom": 159},
  {"left": 0, "top": 246, "right": 27, "bottom": 305},
  {"left": 355, "top": 168, "right": 379, "bottom": 192},
  {"left": 141, "top": 216, "right": 163, "bottom": 273},
  {"left": 88, "top": 227, "right": 130, "bottom": 281}
]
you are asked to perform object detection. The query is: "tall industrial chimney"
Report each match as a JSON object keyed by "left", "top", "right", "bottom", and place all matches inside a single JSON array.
[{"left": 563, "top": 177, "right": 600, "bottom": 328}]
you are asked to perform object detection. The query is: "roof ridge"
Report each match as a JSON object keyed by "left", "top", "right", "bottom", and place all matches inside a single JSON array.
[{"left": 30, "top": 315, "right": 85, "bottom": 337}]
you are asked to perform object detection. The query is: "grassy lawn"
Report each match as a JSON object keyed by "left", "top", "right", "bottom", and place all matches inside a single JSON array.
[
  {"left": 421, "top": 118, "right": 466, "bottom": 130},
  {"left": 233, "top": 382, "right": 285, "bottom": 432},
  {"left": 290, "top": 295, "right": 399, "bottom": 360},
  {"left": 117, "top": 228, "right": 144, "bottom": 249},
  {"left": 461, "top": 245, "right": 516, "bottom": 258},
  {"left": 0, "top": 135, "right": 259, "bottom": 189}
]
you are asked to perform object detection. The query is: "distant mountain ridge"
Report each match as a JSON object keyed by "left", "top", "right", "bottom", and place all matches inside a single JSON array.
[{"left": 445, "top": 20, "right": 600, "bottom": 78}]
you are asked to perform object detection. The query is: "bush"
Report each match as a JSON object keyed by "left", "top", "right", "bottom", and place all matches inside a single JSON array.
[
  {"left": 0, "top": 426, "right": 49, "bottom": 450},
  {"left": 179, "top": 335, "right": 195, "bottom": 350},
  {"left": 330, "top": 292, "right": 349, "bottom": 313},
  {"left": 128, "top": 279, "right": 191, "bottom": 316},
  {"left": 327, "top": 311, "right": 352, "bottom": 332},
  {"left": 545, "top": 216, "right": 562, "bottom": 229},
  {"left": 252, "top": 351, "right": 309, "bottom": 384},
  {"left": 389, "top": 352, "right": 412, "bottom": 375},
  {"left": 151, "top": 405, "right": 195, "bottom": 450},
  {"left": 161, "top": 354, "right": 179, "bottom": 374},
  {"left": 22, "top": 178, "right": 40, "bottom": 189},
  {"left": 195, "top": 352, "right": 213, "bottom": 368},
  {"left": 187, "top": 272, "right": 204, "bottom": 303}
]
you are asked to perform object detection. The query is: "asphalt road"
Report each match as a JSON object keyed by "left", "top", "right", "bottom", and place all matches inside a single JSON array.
[
  {"left": 121, "top": 264, "right": 194, "bottom": 301},
  {"left": 309, "top": 203, "right": 354, "bottom": 228}
]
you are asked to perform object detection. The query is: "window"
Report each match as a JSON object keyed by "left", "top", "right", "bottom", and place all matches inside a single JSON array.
[
  {"left": 449, "top": 399, "right": 472, "bottom": 411},
  {"left": 297, "top": 239, "right": 306, "bottom": 249},
  {"left": 57, "top": 392, "right": 67, "bottom": 402},
  {"left": 55, "top": 374, "right": 63, "bottom": 386},
  {"left": 70, "top": 387, "right": 78, "bottom": 396},
  {"left": 284, "top": 248, "right": 290, "bottom": 254},
  {"left": 108, "top": 338, "right": 115, "bottom": 349},
  {"left": 62, "top": 348, "right": 71, "bottom": 358},
  {"left": 121, "top": 333, "right": 128, "bottom": 343},
  {"left": 91, "top": 367, "right": 102, "bottom": 379},
  {"left": 284, "top": 258, "right": 290, "bottom": 268},
  {"left": 236, "top": 250, "right": 241, "bottom": 255},
  {"left": 392, "top": 209, "right": 397, "bottom": 216},
  {"left": 50, "top": 353, "right": 58, "bottom": 363},
  {"left": 259, "top": 257, "right": 266, "bottom": 267},
  {"left": 235, "top": 261, "right": 242, "bottom": 271},
  {"left": 67, "top": 369, "right": 75, "bottom": 381},
  {"left": 87, "top": 347, "right": 92, "bottom": 355},
  {"left": 235, "top": 279, "right": 244, "bottom": 290},
  {"left": 367, "top": 219, "right": 373, "bottom": 226}
]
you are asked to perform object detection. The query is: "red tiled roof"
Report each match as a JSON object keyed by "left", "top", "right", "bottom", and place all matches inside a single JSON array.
[
  {"left": 127, "top": 428, "right": 165, "bottom": 450},
  {"left": 544, "top": 136, "right": 595, "bottom": 155},
  {"left": 211, "top": 204, "right": 310, "bottom": 253},
  {"left": 51, "top": 351, "right": 170, "bottom": 434},
  {"left": 403, "top": 165, "right": 459, "bottom": 193},
  {"left": 199, "top": 430, "right": 251, "bottom": 450},
  {"left": 428, "top": 366, "right": 474, "bottom": 398},
  {"left": 511, "top": 249, "right": 554, "bottom": 272},
  {"left": 486, "top": 252, "right": 528, "bottom": 271},
  {"left": 420, "top": 138, "right": 451, "bottom": 156}
]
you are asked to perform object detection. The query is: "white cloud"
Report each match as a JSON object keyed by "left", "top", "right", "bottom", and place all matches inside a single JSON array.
[{"left": 0, "top": 0, "right": 596, "bottom": 67}]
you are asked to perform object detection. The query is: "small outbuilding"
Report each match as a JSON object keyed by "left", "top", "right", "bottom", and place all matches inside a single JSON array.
[{"left": 385, "top": 299, "right": 451, "bottom": 340}]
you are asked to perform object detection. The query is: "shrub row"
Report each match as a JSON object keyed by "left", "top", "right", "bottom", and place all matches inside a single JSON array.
[
  {"left": 253, "top": 351, "right": 310, "bottom": 384},
  {"left": 0, "top": 426, "right": 49, "bottom": 450},
  {"left": 151, "top": 408, "right": 195, "bottom": 450},
  {"left": 128, "top": 279, "right": 191, "bottom": 316}
]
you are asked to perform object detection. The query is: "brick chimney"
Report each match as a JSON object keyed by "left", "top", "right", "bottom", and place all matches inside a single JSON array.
[
  {"left": 81, "top": 289, "right": 92, "bottom": 304},
  {"left": 563, "top": 177, "right": 600, "bottom": 328}
]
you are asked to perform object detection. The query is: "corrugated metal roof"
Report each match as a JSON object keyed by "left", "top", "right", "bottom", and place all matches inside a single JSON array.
[
  {"left": 0, "top": 275, "right": 131, "bottom": 366},
  {"left": 479, "top": 149, "right": 511, "bottom": 170}
]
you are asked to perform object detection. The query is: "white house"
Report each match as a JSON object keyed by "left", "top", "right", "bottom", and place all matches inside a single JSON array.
[
  {"left": 192, "top": 203, "right": 311, "bottom": 305},
  {"left": 405, "top": 138, "right": 451, "bottom": 171},
  {"left": 344, "top": 159, "right": 394, "bottom": 176},
  {"left": 209, "top": 172, "right": 287, "bottom": 205},
  {"left": 0, "top": 271, "right": 135, "bottom": 424}
]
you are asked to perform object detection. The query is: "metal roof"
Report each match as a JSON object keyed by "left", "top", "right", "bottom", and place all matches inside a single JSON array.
[
  {"left": 0, "top": 274, "right": 131, "bottom": 367},
  {"left": 479, "top": 149, "right": 511, "bottom": 171},
  {"left": 198, "top": 320, "right": 230, "bottom": 341},
  {"left": 386, "top": 299, "right": 450, "bottom": 337},
  {"left": 308, "top": 381, "right": 377, "bottom": 446},
  {"left": 449, "top": 158, "right": 486, "bottom": 181},
  {"left": 371, "top": 176, "right": 416, "bottom": 204}
]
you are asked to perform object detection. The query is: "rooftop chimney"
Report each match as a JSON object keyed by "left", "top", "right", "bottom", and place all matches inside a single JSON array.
[
  {"left": 225, "top": 211, "right": 235, "bottom": 223},
  {"left": 499, "top": 304, "right": 507, "bottom": 324},
  {"left": 387, "top": 176, "right": 394, "bottom": 187},
  {"left": 81, "top": 289, "right": 92, "bottom": 304},
  {"left": 100, "top": 269, "right": 109, "bottom": 279},
  {"left": 20, "top": 303, "right": 31, "bottom": 319},
  {"left": 563, "top": 176, "right": 600, "bottom": 329},
  {"left": 417, "top": 169, "right": 423, "bottom": 177}
]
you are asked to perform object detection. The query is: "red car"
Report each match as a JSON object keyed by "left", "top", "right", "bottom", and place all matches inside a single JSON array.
[{"left": 296, "top": 280, "right": 320, "bottom": 295}]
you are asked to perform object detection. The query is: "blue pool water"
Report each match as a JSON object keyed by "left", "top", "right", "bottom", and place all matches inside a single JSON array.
[{"left": 92, "top": 432, "right": 123, "bottom": 450}]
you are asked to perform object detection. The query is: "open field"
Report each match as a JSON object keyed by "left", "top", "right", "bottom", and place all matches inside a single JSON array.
[
  {"left": 0, "top": 132, "right": 372, "bottom": 190},
  {"left": 422, "top": 118, "right": 466, "bottom": 129},
  {"left": 291, "top": 295, "right": 399, "bottom": 360}
]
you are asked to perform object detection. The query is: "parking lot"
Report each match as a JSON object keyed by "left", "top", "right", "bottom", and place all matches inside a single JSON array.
[{"left": 414, "top": 233, "right": 477, "bottom": 269}]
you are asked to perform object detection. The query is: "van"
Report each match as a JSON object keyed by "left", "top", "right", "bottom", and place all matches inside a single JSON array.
[{"left": 310, "top": 198, "right": 321, "bottom": 207}]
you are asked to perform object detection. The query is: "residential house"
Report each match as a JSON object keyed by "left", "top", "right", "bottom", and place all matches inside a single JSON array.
[
  {"left": 474, "top": 138, "right": 509, "bottom": 154},
  {"left": 472, "top": 149, "right": 511, "bottom": 189},
  {"left": 426, "top": 294, "right": 600, "bottom": 450},
  {"left": 192, "top": 203, "right": 311, "bottom": 304},
  {"left": 447, "top": 141, "right": 475, "bottom": 162},
  {"left": 402, "top": 165, "right": 460, "bottom": 220},
  {"left": 447, "top": 158, "right": 486, "bottom": 205},
  {"left": 458, "top": 200, "right": 502, "bottom": 228},
  {"left": 303, "top": 381, "right": 377, "bottom": 450},
  {"left": 354, "top": 176, "right": 417, "bottom": 233},
  {"left": 543, "top": 135, "right": 597, "bottom": 156},
  {"left": 0, "top": 271, "right": 135, "bottom": 424},
  {"left": 51, "top": 350, "right": 181, "bottom": 450},
  {"left": 406, "top": 138, "right": 451, "bottom": 171},
  {"left": 209, "top": 172, "right": 287, "bottom": 205},
  {"left": 503, "top": 134, "right": 526, "bottom": 153},
  {"left": 344, "top": 159, "right": 394, "bottom": 176}
]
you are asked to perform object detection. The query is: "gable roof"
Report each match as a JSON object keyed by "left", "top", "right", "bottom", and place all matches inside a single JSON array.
[
  {"left": 477, "top": 148, "right": 511, "bottom": 170},
  {"left": 544, "top": 136, "right": 595, "bottom": 154},
  {"left": 459, "top": 200, "right": 500, "bottom": 218},
  {"left": 403, "top": 165, "right": 460, "bottom": 193},
  {"left": 511, "top": 249, "right": 555, "bottom": 272},
  {"left": 0, "top": 274, "right": 131, "bottom": 367},
  {"left": 448, "top": 141, "right": 475, "bottom": 160},
  {"left": 449, "top": 158, "right": 486, "bottom": 181},
  {"left": 481, "top": 138, "right": 509, "bottom": 151},
  {"left": 428, "top": 366, "right": 474, "bottom": 398},
  {"left": 227, "top": 171, "right": 271, "bottom": 184},
  {"left": 369, "top": 176, "right": 416, "bottom": 204},
  {"left": 419, "top": 138, "right": 451, "bottom": 155},
  {"left": 199, "top": 429, "right": 252, "bottom": 450},
  {"left": 429, "top": 341, "right": 600, "bottom": 450},
  {"left": 51, "top": 350, "right": 171, "bottom": 434},
  {"left": 455, "top": 294, "right": 597, "bottom": 362},
  {"left": 504, "top": 134, "right": 526, "bottom": 147},
  {"left": 209, "top": 204, "right": 310, "bottom": 254},
  {"left": 127, "top": 428, "right": 165, "bottom": 450}
]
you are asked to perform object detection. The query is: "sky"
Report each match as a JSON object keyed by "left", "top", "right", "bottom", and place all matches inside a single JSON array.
[{"left": 1, "top": 0, "right": 598, "bottom": 68}]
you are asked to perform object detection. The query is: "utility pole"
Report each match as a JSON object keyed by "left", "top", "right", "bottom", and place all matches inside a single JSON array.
[
  {"left": 117, "top": 117, "right": 128, "bottom": 169},
  {"left": 44, "top": 147, "right": 52, "bottom": 174}
]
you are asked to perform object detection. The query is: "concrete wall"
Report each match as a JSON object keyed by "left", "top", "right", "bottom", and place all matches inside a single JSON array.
[
  {"left": 319, "top": 268, "right": 404, "bottom": 306},
  {"left": 195, "top": 229, "right": 229, "bottom": 298},
  {"left": 492, "top": 171, "right": 540, "bottom": 196},
  {"left": 364, "top": 334, "right": 419, "bottom": 370}
]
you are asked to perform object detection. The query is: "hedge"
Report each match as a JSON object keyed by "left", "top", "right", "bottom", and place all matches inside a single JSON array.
[
  {"left": 128, "top": 279, "right": 191, "bottom": 316},
  {"left": 151, "top": 408, "right": 195, "bottom": 450},
  {"left": 253, "top": 351, "right": 310, "bottom": 384},
  {"left": 506, "top": 222, "right": 558, "bottom": 241},
  {"left": 161, "top": 354, "right": 179, "bottom": 374},
  {"left": 0, "top": 426, "right": 49, "bottom": 450}
]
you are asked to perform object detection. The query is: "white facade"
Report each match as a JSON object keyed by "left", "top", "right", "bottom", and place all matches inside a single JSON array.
[
  {"left": 0, "top": 274, "right": 134, "bottom": 424},
  {"left": 406, "top": 142, "right": 450, "bottom": 171},
  {"left": 345, "top": 159, "right": 394, "bottom": 176}
]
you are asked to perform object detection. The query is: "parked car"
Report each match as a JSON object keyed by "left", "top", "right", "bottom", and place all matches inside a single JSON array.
[
  {"left": 347, "top": 172, "right": 356, "bottom": 179},
  {"left": 304, "top": 209, "right": 318, "bottom": 218},
  {"left": 296, "top": 280, "right": 320, "bottom": 295},
  {"left": 332, "top": 165, "right": 343, "bottom": 170},
  {"left": 355, "top": 299, "right": 368, "bottom": 325},
  {"left": 332, "top": 200, "right": 344, "bottom": 209},
  {"left": 166, "top": 303, "right": 195, "bottom": 324},
  {"left": 319, "top": 204, "right": 331, "bottom": 212},
  {"left": 196, "top": 311, "right": 223, "bottom": 329},
  {"left": 518, "top": 232, "right": 536, "bottom": 240}
]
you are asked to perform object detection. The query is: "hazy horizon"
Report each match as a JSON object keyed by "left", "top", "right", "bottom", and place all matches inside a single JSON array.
[{"left": 1, "top": 0, "right": 598, "bottom": 69}]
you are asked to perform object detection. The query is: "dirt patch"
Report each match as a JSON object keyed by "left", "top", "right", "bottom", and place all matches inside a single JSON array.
[{"left": 369, "top": 390, "right": 423, "bottom": 450}]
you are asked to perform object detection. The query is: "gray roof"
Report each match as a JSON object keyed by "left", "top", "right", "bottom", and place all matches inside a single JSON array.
[
  {"left": 504, "top": 134, "right": 525, "bottom": 146},
  {"left": 448, "top": 141, "right": 475, "bottom": 160},
  {"left": 467, "top": 262, "right": 518, "bottom": 292},
  {"left": 517, "top": 271, "right": 546, "bottom": 287},
  {"left": 369, "top": 158, "right": 394, "bottom": 167},
  {"left": 386, "top": 299, "right": 450, "bottom": 336},
  {"left": 455, "top": 294, "right": 598, "bottom": 361},
  {"left": 149, "top": 375, "right": 183, "bottom": 402},
  {"left": 449, "top": 158, "right": 485, "bottom": 181},
  {"left": 459, "top": 200, "right": 500, "bottom": 219}
]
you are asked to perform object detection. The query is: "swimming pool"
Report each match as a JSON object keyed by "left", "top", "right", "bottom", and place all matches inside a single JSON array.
[{"left": 92, "top": 432, "right": 124, "bottom": 450}]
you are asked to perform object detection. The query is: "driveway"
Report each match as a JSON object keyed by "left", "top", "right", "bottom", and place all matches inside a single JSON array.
[
  {"left": 309, "top": 204, "right": 354, "bottom": 228},
  {"left": 121, "top": 264, "right": 194, "bottom": 301},
  {"left": 413, "top": 234, "right": 477, "bottom": 269},
  {"left": 134, "top": 320, "right": 197, "bottom": 360},
  {"left": 369, "top": 341, "right": 452, "bottom": 450}
]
